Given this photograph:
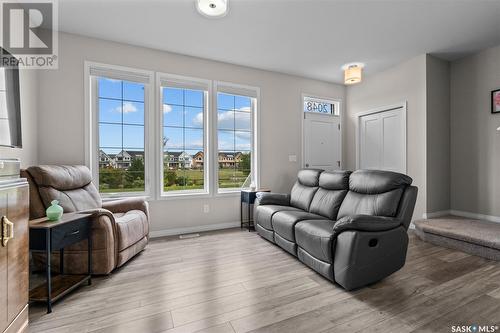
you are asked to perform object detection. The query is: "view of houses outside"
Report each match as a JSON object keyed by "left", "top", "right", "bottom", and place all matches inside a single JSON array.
[{"left": 97, "top": 78, "right": 252, "bottom": 194}]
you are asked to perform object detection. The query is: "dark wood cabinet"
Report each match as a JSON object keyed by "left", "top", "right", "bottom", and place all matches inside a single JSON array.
[{"left": 0, "top": 178, "right": 29, "bottom": 333}]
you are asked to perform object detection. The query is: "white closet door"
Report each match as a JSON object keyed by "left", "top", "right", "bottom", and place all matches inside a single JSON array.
[{"left": 358, "top": 106, "right": 406, "bottom": 173}]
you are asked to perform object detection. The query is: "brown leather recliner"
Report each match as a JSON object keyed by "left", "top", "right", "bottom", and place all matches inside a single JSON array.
[{"left": 22, "top": 165, "right": 150, "bottom": 274}]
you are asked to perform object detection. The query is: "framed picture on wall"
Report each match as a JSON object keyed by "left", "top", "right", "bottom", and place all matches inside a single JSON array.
[{"left": 492, "top": 89, "right": 500, "bottom": 114}]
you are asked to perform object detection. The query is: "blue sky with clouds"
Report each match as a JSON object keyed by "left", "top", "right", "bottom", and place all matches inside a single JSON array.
[{"left": 98, "top": 78, "right": 252, "bottom": 155}]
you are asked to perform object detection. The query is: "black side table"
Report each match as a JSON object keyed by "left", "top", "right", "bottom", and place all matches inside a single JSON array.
[
  {"left": 29, "top": 212, "right": 93, "bottom": 313},
  {"left": 241, "top": 188, "right": 270, "bottom": 231}
]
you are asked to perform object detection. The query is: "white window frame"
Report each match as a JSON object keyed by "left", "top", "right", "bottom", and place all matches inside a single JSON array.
[
  {"left": 84, "top": 61, "right": 155, "bottom": 198},
  {"left": 156, "top": 73, "right": 212, "bottom": 198},
  {"left": 214, "top": 81, "right": 260, "bottom": 195}
]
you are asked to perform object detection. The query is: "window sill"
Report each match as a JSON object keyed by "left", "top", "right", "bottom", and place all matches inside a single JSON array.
[
  {"left": 158, "top": 191, "right": 211, "bottom": 201},
  {"left": 101, "top": 194, "right": 151, "bottom": 202}
]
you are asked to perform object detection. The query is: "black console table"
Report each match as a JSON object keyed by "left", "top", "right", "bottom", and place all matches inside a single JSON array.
[
  {"left": 29, "top": 212, "right": 93, "bottom": 313},
  {"left": 241, "top": 188, "right": 270, "bottom": 231}
]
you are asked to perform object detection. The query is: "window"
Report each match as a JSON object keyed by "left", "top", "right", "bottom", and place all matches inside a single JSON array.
[
  {"left": 87, "top": 63, "right": 259, "bottom": 198},
  {"left": 304, "top": 96, "right": 340, "bottom": 116},
  {"left": 160, "top": 79, "right": 208, "bottom": 194},
  {"left": 87, "top": 63, "right": 153, "bottom": 197},
  {"left": 216, "top": 86, "right": 257, "bottom": 192}
]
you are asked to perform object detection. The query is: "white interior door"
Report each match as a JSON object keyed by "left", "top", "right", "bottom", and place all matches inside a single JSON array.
[
  {"left": 303, "top": 113, "right": 341, "bottom": 171},
  {"left": 358, "top": 104, "right": 406, "bottom": 173}
]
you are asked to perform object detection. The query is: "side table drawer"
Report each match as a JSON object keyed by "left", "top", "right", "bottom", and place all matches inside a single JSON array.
[{"left": 51, "top": 219, "right": 90, "bottom": 249}]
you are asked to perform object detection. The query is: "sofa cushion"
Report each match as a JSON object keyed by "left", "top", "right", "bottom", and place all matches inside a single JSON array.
[
  {"left": 308, "top": 171, "right": 350, "bottom": 220},
  {"left": 272, "top": 210, "right": 324, "bottom": 241},
  {"left": 348, "top": 169, "right": 412, "bottom": 194},
  {"left": 295, "top": 219, "right": 336, "bottom": 263},
  {"left": 337, "top": 189, "right": 403, "bottom": 219},
  {"left": 114, "top": 210, "right": 149, "bottom": 251},
  {"left": 289, "top": 169, "right": 322, "bottom": 211},
  {"left": 318, "top": 171, "right": 351, "bottom": 190},
  {"left": 337, "top": 170, "right": 412, "bottom": 219},
  {"left": 254, "top": 205, "right": 301, "bottom": 230}
]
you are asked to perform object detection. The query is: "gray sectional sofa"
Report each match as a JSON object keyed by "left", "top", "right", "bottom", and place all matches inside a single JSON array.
[{"left": 254, "top": 169, "right": 418, "bottom": 290}]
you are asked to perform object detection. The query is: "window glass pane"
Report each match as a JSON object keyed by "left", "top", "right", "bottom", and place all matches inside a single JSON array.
[
  {"left": 97, "top": 77, "right": 146, "bottom": 194},
  {"left": 122, "top": 101, "right": 144, "bottom": 125},
  {"left": 162, "top": 86, "right": 206, "bottom": 193},
  {"left": 217, "top": 109, "right": 234, "bottom": 130},
  {"left": 99, "top": 123, "right": 122, "bottom": 148},
  {"left": 123, "top": 81, "right": 145, "bottom": 102},
  {"left": 217, "top": 93, "right": 234, "bottom": 110},
  {"left": 163, "top": 87, "right": 183, "bottom": 105},
  {"left": 185, "top": 128, "right": 204, "bottom": 150},
  {"left": 235, "top": 131, "right": 251, "bottom": 151},
  {"left": 123, "top": 125, "right": 144, "bottom": 149},
  {"left": 184, "top": 89, "right": 203, "bottom": 107},
  {"left": 303, "top": 98, "right": 338, "bottom": 115},
  {"left": 235, "top": 96, "right": 251, "bottom": 111},
  {"left": 163, "top": 127, "right": 184, "bottom": 150},
  {"left": 98, "top": 99, "right": 122, "bottom": 124},
  {"left": 164, "top": 104, "right": 183, "bottom": 127},
  {"left": 234, "top": 111, "right": 251, "bottom": 131},
  {"left": 98, "top": 77, "right": 121, "bottom": 99},
  {"left": 216, "top": 92, "right": 255, "bottom": 190},
  {"left": 218, "top": 130, "right": 234, "bottom": 151},
  {"left": 185, "top": 107, "right": 203, "bottom": 128},
  {"left": 235, "top": 151, "right": 251, "bottom": 188}
]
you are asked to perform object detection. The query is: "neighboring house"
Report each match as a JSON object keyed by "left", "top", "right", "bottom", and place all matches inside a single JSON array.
[
  {"left": 99, "top": 149, "right": 144, "bottom": 169},
  {"left": 165, "top": 151, "right": 193, "bottom": 169},
  {"left": 218, "top": 152, "right": 242, "bottom": 168},
  {"left": 99, "top": 149, "right": 116, "bottom": 168},
  {"left": 193, "top": 151, "right": 204, "bottom": 169}
]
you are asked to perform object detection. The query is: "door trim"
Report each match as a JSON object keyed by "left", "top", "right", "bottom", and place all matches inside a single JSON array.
[
  {"left": 355, "top": 101, "right": 407, "bottom": 172},
  {"left": 301, "top": 93, "right": 343, "bottom": 169}
]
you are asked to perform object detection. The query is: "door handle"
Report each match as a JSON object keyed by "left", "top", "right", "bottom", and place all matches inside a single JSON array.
[{"left": 1, "top": 216, "right": 14, "bottom": 247}]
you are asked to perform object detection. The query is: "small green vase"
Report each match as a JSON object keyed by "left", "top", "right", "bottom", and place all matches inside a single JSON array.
[{"left": 46, "top": 200, "right": 63, "bottom": 221}]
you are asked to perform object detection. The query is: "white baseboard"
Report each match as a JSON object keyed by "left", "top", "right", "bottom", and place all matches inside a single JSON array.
[
  {"left": 422, "top": 210, "right": 450, "bottom": 219},
  {"left": 449, "top": 209, "right": 500, "bottom": 224},
  {"left": 149, "top": 221, "right": 240, "bottom": 238}
]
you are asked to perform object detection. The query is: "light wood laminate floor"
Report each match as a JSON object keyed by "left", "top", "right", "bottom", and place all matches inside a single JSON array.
[{"left": 29, "top": 229, "right": 500, "bottom": 333}]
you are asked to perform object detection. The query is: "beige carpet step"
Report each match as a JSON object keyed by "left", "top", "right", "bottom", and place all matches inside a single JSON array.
[{"left": 414, "top": 216, "right": 500, "bottom": 261}]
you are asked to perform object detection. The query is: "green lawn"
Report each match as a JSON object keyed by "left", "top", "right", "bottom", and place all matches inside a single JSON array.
[{"left": 99, "top": 168, "right": 250, "bottom": 193}]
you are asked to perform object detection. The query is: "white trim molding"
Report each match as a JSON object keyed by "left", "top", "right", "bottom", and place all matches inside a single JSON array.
[
  {"left": 422, "top": 209, "right": 500, "bottom": 224},
  {"left": 422, "top": 210, "right": 450, "bottom": 219},
  {"left": 149, "top": 221, "right": 240, "bottom": 238}
]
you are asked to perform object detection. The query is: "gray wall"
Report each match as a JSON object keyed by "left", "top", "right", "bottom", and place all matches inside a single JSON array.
[
  {"left": 37, "top": 32, "right": 345, "bottom": 235},
  {"left": 426, "top": 55, "right": 450, "bottom": 213},
  {"left": 450, "top": 44, "right": 500, "bottom": 216},
  {"left": 345, "top": 55, "right": 428, "bottom": 219},
  {"left": 0, "top": 70, "right": 38, "bottom": 167}
]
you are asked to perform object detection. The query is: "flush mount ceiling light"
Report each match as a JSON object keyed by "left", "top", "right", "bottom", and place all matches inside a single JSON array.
[
  {"left": 342, "top": 62, "right": 365, "bottom": 85},
  {"left": 196, "top": 0, "right": 228, "bottom": 18}
]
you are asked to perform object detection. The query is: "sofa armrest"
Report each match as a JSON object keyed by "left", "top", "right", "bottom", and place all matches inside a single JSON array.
[
  {"left": 334, "top": 215, "right": 402, "bottom": 235},
  {"left": 255, "top": 192, "right": 290, "bottom": 206},
  {"left": 102, "top": 197, "right": 149, "bottom": 219}
]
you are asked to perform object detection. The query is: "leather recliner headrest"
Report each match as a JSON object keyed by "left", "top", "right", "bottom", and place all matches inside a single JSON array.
[
  {"left": 297, "top": 169, "right": 323, "bottom": 186},
  {"left": 349, "top": 169, "right": 412, "bottom": 194},
  {"left": 27, "top": 165, "right": 93, "bottom": 191},
  {"left": 319, "top": 171, "right": 351, "bottom": 190}
]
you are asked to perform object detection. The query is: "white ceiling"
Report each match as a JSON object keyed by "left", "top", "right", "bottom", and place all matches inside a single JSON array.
[{"left": 57, "top": 0, "right": 500, "bottom": 84}]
